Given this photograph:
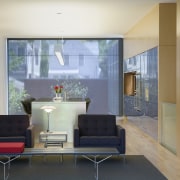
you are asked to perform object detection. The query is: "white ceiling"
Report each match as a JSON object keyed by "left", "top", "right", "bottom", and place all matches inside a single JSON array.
[{"left": 0, "top": 0, "right": 176, "bottom": 38}]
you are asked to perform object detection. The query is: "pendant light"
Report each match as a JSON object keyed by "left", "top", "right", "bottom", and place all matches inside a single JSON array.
[{"left": 55, "top": 50, "right": 64, "bottom": 66}]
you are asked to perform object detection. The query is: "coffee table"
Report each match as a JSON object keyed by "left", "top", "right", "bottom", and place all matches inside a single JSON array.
[{"left": 23, "top": 147, "right": 120, "bottom": 180}]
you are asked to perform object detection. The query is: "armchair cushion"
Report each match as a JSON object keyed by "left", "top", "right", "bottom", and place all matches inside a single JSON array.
[
  {"left": 78, "top": 114, "right": 116, "bottom": 136},
  {"left": 0, "top": 142, "right": 24, "bottom": 153},
  {"left": 80, "top": 136, "right": 120, "bottom": 146}
]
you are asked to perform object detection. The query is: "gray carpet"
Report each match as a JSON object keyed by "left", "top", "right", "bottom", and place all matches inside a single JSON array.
[{"left": 0, "top": 155, "right": 167, "bottom": 180}]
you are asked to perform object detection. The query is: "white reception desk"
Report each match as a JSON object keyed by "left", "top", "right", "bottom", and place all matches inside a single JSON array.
[{"left": 32, "top": 101, "right": 86, "bottom": 143}]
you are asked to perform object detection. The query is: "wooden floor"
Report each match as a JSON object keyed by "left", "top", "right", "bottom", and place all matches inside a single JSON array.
[{"left": 117, "top": 117, "right": 180, "bottom": 180}]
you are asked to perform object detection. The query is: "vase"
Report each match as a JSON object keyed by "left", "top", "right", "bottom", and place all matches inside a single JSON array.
[{"left": 53, "top": 93, "right": 63, "bottom": 102}]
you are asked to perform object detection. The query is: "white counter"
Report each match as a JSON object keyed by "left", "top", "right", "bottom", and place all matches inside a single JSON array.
[{"left": 32, "top": 101, "right": 86, "bottom": 143}]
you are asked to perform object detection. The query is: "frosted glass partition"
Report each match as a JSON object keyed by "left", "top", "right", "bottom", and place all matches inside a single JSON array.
[
  {"left": 161, "top": 102, "right": 176, "bottom": 154},
  {"left": 32, "top": 101, "right": 86, "bottom": 143}
]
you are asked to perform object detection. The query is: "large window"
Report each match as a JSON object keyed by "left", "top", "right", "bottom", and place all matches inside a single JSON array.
[{"left": 7, "top": 38, "right": 123, "bottom": 115}]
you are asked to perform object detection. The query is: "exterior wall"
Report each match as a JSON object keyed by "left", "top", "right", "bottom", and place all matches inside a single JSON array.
[{"left": 24, "top": 79, "right": 109, "bottom": 114}]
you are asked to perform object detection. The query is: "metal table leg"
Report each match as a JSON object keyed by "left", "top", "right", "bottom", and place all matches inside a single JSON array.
[
  {"left": 0, "top": 155, "right": 20, "bottom": 180},
  {"left": 82, "top": 155, "right": 112, "bottom": 180}
]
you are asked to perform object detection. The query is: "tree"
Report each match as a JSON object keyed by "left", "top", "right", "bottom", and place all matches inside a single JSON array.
[
  {"left": 9, "top": 81, "right": 29, "bottom": 114},
  {"left": 9, "top": 41, "right": 26, "bottom": 73}
]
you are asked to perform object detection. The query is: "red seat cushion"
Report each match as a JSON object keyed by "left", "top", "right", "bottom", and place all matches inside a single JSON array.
[{"left": 0, "top": 142, "right": 24, "bottom": 153}]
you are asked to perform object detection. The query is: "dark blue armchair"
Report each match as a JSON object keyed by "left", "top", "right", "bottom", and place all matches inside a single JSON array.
[
  {"left": 74, "top": 114, "right": 126, "bottom": 154},
  {"left": 0, "top": 115, "right": 34, "bottom": 148}
]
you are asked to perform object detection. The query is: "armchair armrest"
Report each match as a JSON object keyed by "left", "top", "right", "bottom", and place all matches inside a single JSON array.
[
  {"left": 26, "top": 124, "right": 35, "bottom": 148},
  {"left": 116, "top": 125, "right": 126, "bottom": 154},
  {"left": 73, "top": 126, "right": 80, "bottom": 147}
]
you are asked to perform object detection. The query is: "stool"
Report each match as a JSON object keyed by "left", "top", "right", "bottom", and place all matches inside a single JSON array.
[{"left": 0, "top": 142, "right": 24, "bottom": 180}]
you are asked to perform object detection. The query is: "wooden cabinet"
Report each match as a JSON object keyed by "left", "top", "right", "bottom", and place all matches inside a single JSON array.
[{"left": 124, "top": 72, "right": 136, "bottom": 96}]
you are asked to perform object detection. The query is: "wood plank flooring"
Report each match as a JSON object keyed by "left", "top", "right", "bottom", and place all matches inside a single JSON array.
[{"left": 117, "top": 117, "right": 180, "bottom": 180}]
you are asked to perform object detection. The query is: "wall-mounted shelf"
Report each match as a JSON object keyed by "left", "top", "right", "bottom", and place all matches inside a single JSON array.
[{"left": 124, "top": 71, "right": 136, "bottom": 96}]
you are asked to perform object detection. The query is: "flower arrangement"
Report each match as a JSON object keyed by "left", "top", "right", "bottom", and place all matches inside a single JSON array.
[{"left": 54, "top": 85, "right": 63, "bottom": 94}]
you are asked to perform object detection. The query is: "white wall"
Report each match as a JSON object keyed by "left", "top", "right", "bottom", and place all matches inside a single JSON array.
[{"left": 0, "top": 38, "right": 7, "bottom": 114}]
